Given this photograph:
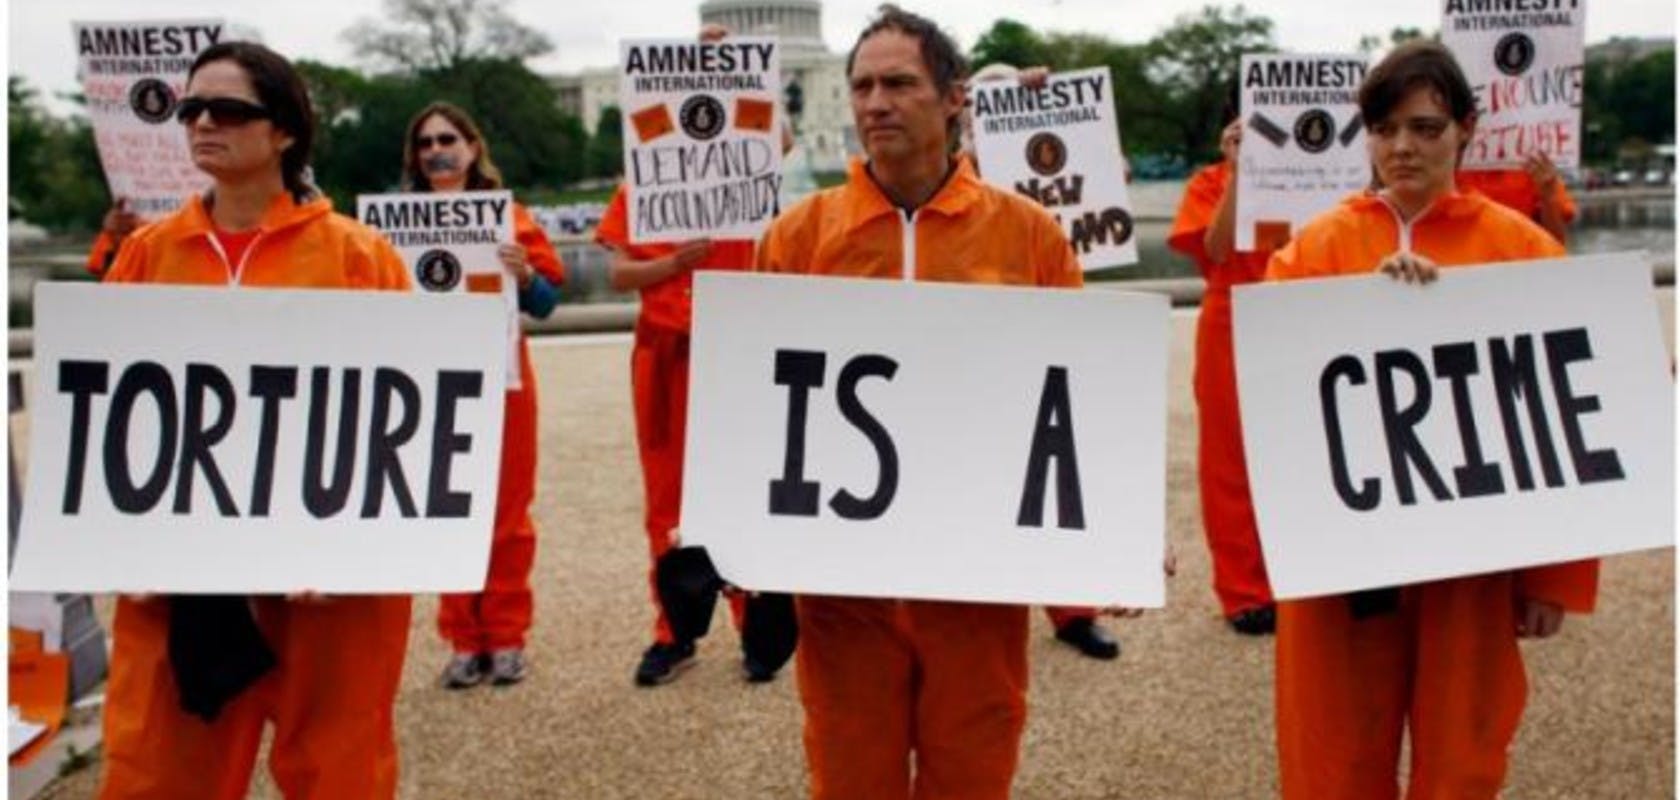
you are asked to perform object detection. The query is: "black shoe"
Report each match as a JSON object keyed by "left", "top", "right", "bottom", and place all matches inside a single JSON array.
[
  {"left": 1228, "top": 605, "right": 1277, "bottom": 636},
  {"left": 1053, "top": 617, "right": 1120, "bottom": 661},
  {"left": 634, "top": 640, "right": 696, "bottom": 687},
  {"left": 742, "top": 653, "right": 778, "bottom": 684}
]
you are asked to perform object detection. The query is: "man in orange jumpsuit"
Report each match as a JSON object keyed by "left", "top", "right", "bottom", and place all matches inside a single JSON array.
[
  {"left": 756, "top": 9, "right": 1081, "bottom": 798},
  {"left": 1264, "top": 41, "right": 1597, "bottom": 800},
  {"left": 97, "top": 42, "right": 413, "bottom": 799},
  {"left": 1169, "top": 96, "right": 1278, "bottom": 635},
  {"left": 1458, "top": 151, "right": 1577, "bottom": 244}
]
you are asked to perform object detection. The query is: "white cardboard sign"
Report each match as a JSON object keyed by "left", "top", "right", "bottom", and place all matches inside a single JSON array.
[
  {"left": 1233, "top": 254, "right": 1673, "bottom": 599},
  {"left": 682, "top": 273, "right": 1168, "bottom": 607},
  {"left": 73, "top": 20, "right": 223, "bottom": 219},
  {"left": 13, "top": 283, "right": 510, "bottom": 594},
  {"left": 357, "top": 190, "right": 521, "bottom": 389},
  {"left": 969, "top": 67, "right": 1138, "bottom": 269},
  {"left": 1236, "top": 53, "right": 1371, "bottom": 251},
  {"left": 1442, "top": 0, "right": 1585, "bottom": 170},
  {"left": 619, "top": 37, "right": 782, "bottom": 244}
]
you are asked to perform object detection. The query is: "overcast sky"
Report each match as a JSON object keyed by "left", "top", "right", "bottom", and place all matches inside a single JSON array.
[{"left": 9, "top": 0, "right": 1675, "bottom": 114}]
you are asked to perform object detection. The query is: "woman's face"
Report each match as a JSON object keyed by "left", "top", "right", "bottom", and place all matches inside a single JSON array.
[
  {"left": 414, "top": 114, "right": 479, "bottom": 191},
  {"left": 181, "top": 60, "right": 292, "bottom": 186},
  {"left": 1366, "top": 85, "right": 1473, "bottom": 207}
]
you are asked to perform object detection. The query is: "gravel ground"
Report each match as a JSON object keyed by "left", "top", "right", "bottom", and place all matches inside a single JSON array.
[{"left": 28, "top": 294, "right": 1676, "bottom": 800}]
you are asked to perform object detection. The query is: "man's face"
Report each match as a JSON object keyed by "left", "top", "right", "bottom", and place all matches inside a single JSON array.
[
  {"left": 848, "top": 30, "right": 962, "bottom": 165},
  {"left": 1367, "top": 85, "right": 1472, "bottom": 204}
]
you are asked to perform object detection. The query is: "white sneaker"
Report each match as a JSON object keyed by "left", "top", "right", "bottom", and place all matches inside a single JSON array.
[{"left": 489, "top": 648, "right": 527, "bottom": 686}]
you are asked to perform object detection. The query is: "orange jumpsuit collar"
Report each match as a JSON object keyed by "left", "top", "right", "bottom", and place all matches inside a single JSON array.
[{"left": 841, "top": 156, "right": 984, "bottom": 234}]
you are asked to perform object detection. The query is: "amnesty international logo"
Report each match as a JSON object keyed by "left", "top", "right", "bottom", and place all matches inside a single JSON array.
[
  {"left": 128, "top": 78, "right": 176, "bottom": 125},
  {"left": 1494, "top": 32, "right": 1536, "bottom": 76},
  {"left": 679, "top": 95, "right": 727, "bottom": 141},
  {"left": 1293, "top": 109, "right": 1334, "bottom": 154},
  {"left": 416, "top": 250, "right": 463, "bottom": 292},
  {"left": 1025, "top": 132, "right": 1068, "bottom": 177}
]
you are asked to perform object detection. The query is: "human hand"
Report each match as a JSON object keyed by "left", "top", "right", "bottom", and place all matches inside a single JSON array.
[
  {"left": 1524, "top": 151, "right": 1560, "bottom": 193},
  {"left": 1378, "top": 251, "right": 1439, "bottom": 284},
  {"left": 498, "top": 243, "right": 533, "bottom": 288},
  {"left": 669, "top": 239, "right": 712, "bottom": 272},
  {"left": 103, "top": 198, "right": 141, "bottom": 239},
  {"left": 1220, "top": 119, "right": 1243, "bottom": 166},
  {"left": 1517, "top": 598, "right": 1564, "bottom": 638},
  {"left": 700, "top": 23, "right": 729, "bottom": 43},
  {"left": 286, "top": 591, "right": 332, "bottom": 604},
  {"left": 1018, "top": 66, "right": 1050, "bottom": 89}
]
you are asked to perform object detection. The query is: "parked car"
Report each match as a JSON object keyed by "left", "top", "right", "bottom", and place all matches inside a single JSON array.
[{"left": 1644, "top": 169, "right": 1669, "bottom": 186}]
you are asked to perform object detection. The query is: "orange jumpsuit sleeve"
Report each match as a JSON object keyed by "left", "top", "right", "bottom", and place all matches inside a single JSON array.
[
  {"left": 102, "top": 230, "right": 151, "bottom": 284},
  {"left": 513, "top": 203, "right": 565, "bottom": 284},
  {"left": 594, "top": 185, "right": 631, "bottom": 250},
  {"left": 1551, "top": 181, "right": 1578, "bottom": 225},
  {"left": 87, "top": 231, "right": 120, "bottom": 277},
  {"left": 1167, "top": 166, "right": 1222, "bottom": 263},
  {"left": 1031, "top": 209, "right": 1083, "bottom": 288}
]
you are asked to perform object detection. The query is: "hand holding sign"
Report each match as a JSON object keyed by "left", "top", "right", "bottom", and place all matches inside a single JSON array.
[{"left": 1377, "top": 251, "right": 1441, "bottom": 284}]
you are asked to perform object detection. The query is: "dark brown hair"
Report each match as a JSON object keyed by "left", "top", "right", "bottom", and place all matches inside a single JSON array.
[
  {"left": 847, "top": 4, "right": 968, "bottom": 141},
  {"left": 188, "top": 42, "right": 316, "bottom": 199},
  {"left": 401, "top": 102, "right": 504, "bottom": 191},
  {"left": 1358, "top": 40, "right": 1477, "bottom": 127}
]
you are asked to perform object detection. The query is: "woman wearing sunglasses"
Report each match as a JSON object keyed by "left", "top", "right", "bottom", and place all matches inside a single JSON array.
[
  {"left": 96, "top": 42, "right": 414, "bottom": 799},
  {"left": 399, "top": 101, "right": 566, "bottom": 690}
]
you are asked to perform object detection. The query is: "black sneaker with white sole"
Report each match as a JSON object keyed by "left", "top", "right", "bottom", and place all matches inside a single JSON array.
[{"left": 634, "top": 640, "right": 697, "bottom": 687}]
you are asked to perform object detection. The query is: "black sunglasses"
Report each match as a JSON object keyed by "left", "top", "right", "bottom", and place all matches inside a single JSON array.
[
  {"left": 415, "top": 133, "right": 462, "bottom": 150},
  {"left": 175, "top": 96, "right": 272, "bottom": 126}
]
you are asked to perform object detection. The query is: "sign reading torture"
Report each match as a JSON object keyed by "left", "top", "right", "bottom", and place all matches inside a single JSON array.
[
  {"left": 681, "top": 273, "right": 1169, "bottom": 607},
  {"left": 969, "top": 67, "right": 1138, "bottom": 270},
  {"left": 358, "top": 190, "right": 522, "bottom": 389},
  {"left": 1232, "top": 254, "right": 1674, "bottom": 599},
  {"left": 12, "top": 284, "right": 510, "bottom": 594},
  {"left": 74, "top": 19, "right": 224, "bottom": 219},
  {"left": 1236, "top": 53, "right": 1371, "bottom": 252},
  {"left": 619, "top": 38, "right": 782, "bottom": 244},
  {"left": 1442, "top": 0, "right": 1585, "bottom": 169}
]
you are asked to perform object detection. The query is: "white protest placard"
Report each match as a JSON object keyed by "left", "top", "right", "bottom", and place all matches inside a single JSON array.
[
  {"left": 13, "top": 283, "right": 510, "bottom": 594},
  {"left": 74, "top": 20, "right": 224, "bottom": 219},
  {"left": 682, "top": 273, "right": 1168, "bottom": 607},
  {"left": 969, "top": 67, "right": 1138, "bottom": 269},
  {"left": 1233, "top": 254, "right": 1673, "bottom": 599},
  {"left": 1442, "top": 0, "right": 1585, "bottom": 169},
  {"left": 619, "top": 37, "right": 782, "bottom": 243},
  {"left": 357, "top": 190, "right": 522, "bottom": 389},
  {"left": 1236, "top": 53, "right": 1370, "bottom": 252}
]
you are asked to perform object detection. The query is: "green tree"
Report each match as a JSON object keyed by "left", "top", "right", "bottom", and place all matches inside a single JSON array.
[
  {"left": 8, "top": 77, "right": 108, "bottom": 232},
  {"left": 587, "top": 106, "right": 624, "bottom": 178},
  {"left": 1146, "top": 4, "right": 1276, "bottom": 161},
  {"left": 970, "top": 19, "right": 1052, "bottom": 72},
  {"left": 344, "top": 0, "right": 552, "bottom": 72}
]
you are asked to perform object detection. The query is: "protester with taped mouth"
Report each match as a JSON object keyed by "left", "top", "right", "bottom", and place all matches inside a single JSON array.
[
  {"left": 1264, "top": 40, "right": 1597, "bottom": 799},
  {"left": 595, "top": 21, "right": 788, "bottom": 688},
  {"left": 399, "top": 100, "right": 567, "bottom": 690},
  {"left": 959, "top": 59, "right": 1125, "bottom": 661},
  {"left": 1457, "top": 149, "right": 1577, "bottom": 243},
  {"left": 1167, "top": 79, "right": 1279, "bottom": 635},
  {"left": 95, "top": 41, "right": 414, "bottom": 799},
  {"left": 754, "top": 7, "right": 1127, "bottom": 797}
]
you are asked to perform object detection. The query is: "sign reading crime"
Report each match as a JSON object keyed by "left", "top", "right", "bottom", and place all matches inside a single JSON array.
[
  {"left": 682, "top": 273, "right": 1168, "bottom": 607},
  {"left": 12, "top": 284, "right": 510, "bottom": 594},
  {"left": 74, "top": 20, "right": 224, "bottom": 219},
  {"left": 1442, "top": 0, "right": 1584, "bottom": 169},
  {"left": 969, "top": 67, "right": 1138, "bottom": 269},
  {"left": 1232, "top": 254, "right": 1673, "bottom": 599},
  {"left": 358, "top": 190, "right": 522, "bottom": 389},
  {"left": 619, "top": 37, "right": 782, "bottom": 243},
  {"left": 1236, "top": 53, "right": 1371, "bottom": 251}
]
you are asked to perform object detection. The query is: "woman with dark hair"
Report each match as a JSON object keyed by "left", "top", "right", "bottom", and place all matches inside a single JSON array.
[
  {"left": 1265, "top": 40, "right": 1596, "bottom": 799},
  {"left": 1167, "top": 78, "right": 1277, "bottom": 635},
  {"left": 400, "top": 101, "right": 566, "bottom": 689},
  {"left": 95, "top": 41, "right": 414, "bottom": 799}
]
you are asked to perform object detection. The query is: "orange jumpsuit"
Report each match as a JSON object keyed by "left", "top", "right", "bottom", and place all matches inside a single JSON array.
[
  {"left": 595, "top": 186, "right": 753, "bottom": 644},
  {"left": 87, "top": 230, "right": 121, "bottom": 277},
  {"left": 1265, "top": 190, "right": 1600, "bottom": 800},
  {"left": 1457, "top": 169, "right": 1578, "bottom": 241},
  {"left": 1168, "top": 161, "right": 1275, "bottom": 618},
  {"left": 436, "top": 203, "right": 566, "bottom": 654},
  {"left": 97, "top": 191, "right": 413, "bottom": 800},
  {"left": 757, "top": 156, "right": 1083, "bottom": 800}
]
